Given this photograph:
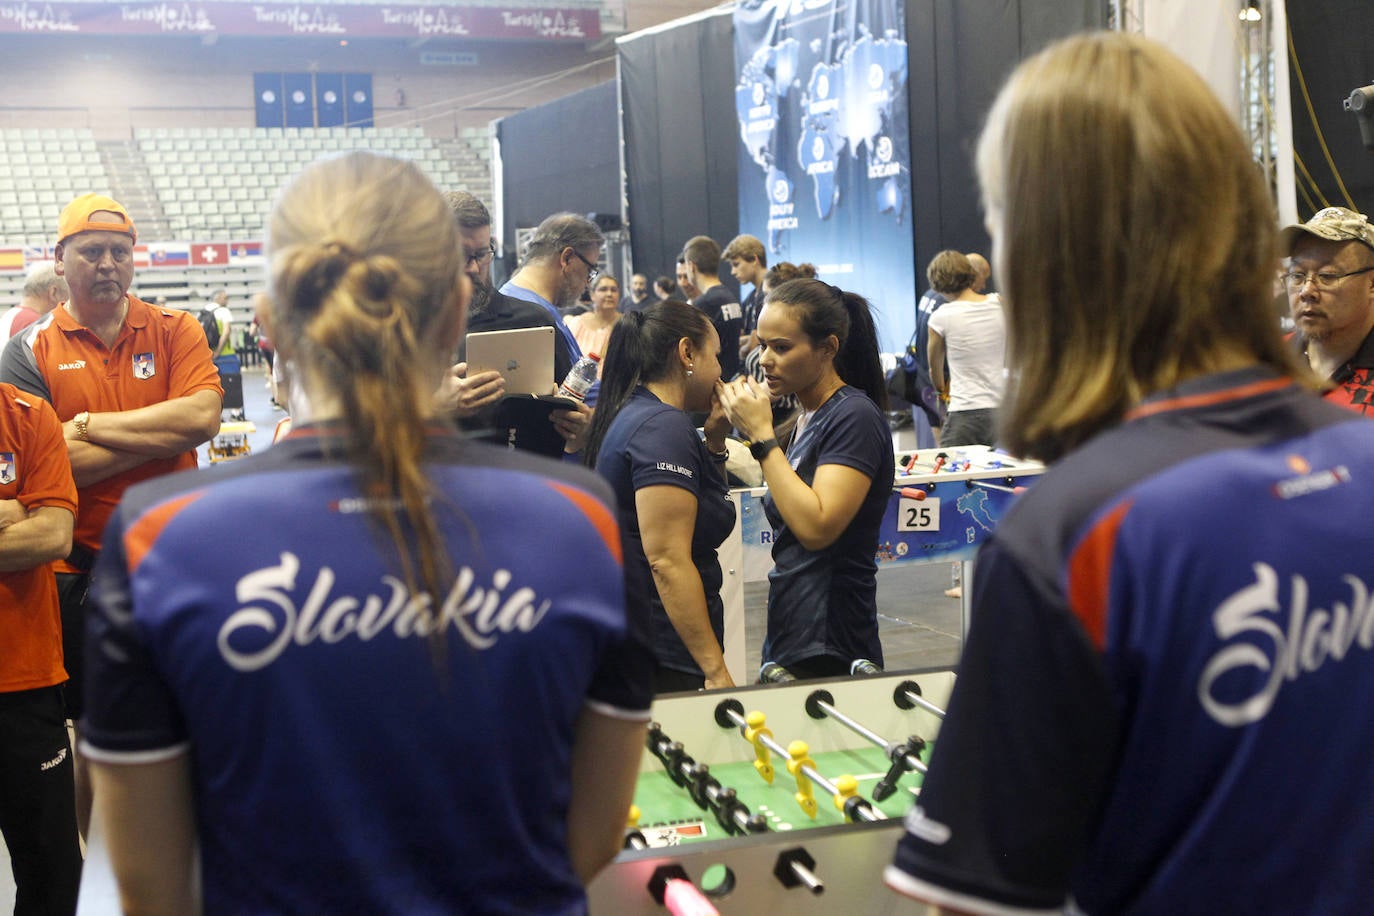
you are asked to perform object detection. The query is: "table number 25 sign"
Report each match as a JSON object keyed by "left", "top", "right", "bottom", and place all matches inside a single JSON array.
[{"left": 898, "top": 494, "right": 940, "bottom": 532}]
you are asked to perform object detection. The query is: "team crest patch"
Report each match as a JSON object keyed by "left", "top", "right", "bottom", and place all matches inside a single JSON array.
[
  {"left": 132, "top": 352, "right": 156, "bottom": 379},
  {"left": 0, "top": 453, "right": 14, "bottom": 485}
]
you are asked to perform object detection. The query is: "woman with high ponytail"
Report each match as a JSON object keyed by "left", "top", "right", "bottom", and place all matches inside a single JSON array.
[
  {"left": 586, "top": 299, "right": 737, "bottom": 692},
  {"left": 719, "top": 279, "right": 893, "bottom": 681},
  {"left": 84, "top": 152, "right": 650, "bottom": 913}
]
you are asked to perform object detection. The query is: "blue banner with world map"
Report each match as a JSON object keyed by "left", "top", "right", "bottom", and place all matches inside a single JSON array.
[{"left": 733, "top": 0, "right": 915, "bottom": 352}]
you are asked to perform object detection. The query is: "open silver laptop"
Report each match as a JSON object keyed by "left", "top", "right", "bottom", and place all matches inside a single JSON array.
[{"left": 464, "top": 326, "right": 557, "bottom": 396}]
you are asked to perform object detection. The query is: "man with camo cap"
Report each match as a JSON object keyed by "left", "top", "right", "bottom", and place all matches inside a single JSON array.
[{"left": 1280, "top": 206, "right": 1374, "bottom": 413}]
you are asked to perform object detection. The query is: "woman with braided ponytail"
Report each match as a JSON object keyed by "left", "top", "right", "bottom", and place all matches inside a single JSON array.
[
  {"left": 82, "top": 152, "right": 651, "bottom": 913},
  {"left": 719, "top": 279, "right": 893, "bottom": 681}
]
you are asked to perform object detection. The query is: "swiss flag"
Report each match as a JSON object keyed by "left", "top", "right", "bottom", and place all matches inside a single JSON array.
[{"left": 191, "top": 243, "right": 230, "bottom": 267}]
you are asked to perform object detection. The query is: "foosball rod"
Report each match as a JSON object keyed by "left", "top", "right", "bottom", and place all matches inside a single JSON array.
[
  {"left": 894, "top": 680, "right": 947, "bottom": 719},
  {"left": 804, "top": 690, "right": 926, "bottom": 774},
  {"left": 646, "top": 723, "right": 768, "bottom": 836},
  {"left": 714, "top": 700, "right": 882, "bottom": 823},
  {"left": 966, "top": 478, "right": 1026, "bottom": 494}
]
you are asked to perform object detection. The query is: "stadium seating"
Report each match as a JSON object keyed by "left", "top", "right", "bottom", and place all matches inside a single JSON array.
[{"left": 0, "top": 125, "right": 488, "bottom": 313}]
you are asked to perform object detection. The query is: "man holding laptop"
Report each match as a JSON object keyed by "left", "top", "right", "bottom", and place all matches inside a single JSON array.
[{"left": 440, "top": 194, "right": 590, "bottom": 455}]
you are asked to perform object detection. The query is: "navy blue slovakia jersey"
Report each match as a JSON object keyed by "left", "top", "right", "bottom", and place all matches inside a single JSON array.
[
  {"left": 887, "top": 368, "right": 1374, "bottom": 914},
  {"left": 763, "top": 385, "right": 893, "bottom": 668},
  {"left": 82, "top": 426, "right": 651, "bottom": 916}
]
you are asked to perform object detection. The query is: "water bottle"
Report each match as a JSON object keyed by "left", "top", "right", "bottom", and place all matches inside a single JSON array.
[
  {"left": 557, "top": 352, "right": 601, "bottom": 402},
  {"left": 850, "top": 658, "right": 883, "bottom": 676},
  {"left": 758, "top": 661, "right": 796, "bottom": 684}
]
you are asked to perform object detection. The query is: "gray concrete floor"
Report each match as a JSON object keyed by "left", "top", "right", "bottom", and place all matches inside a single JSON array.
[{"left": 744, "top": 562, "right": 963, "bottom": 676}]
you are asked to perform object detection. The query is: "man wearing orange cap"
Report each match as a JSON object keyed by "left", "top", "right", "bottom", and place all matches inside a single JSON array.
[{"left": 0, "top": 193, "right": 222, "bottom": 834}]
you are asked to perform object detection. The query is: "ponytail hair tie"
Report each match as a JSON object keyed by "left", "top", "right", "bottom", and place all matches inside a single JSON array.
[{"left": 827, "top": 283, "right": 845, "bottom": 302}]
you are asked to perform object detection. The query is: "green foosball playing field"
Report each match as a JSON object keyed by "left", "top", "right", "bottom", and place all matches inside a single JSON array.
[{"left": 631, "top": 742, "right": 932, "bottom": 847}]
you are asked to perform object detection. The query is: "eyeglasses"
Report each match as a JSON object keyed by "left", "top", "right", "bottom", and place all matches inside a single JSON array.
[
  {"left": 1282, "top": 265, "right": 1374, "bottom": 291},
  {"left": 569, "top": 248, "right": 600, "bottom": 285},
  {"left": 465, "top": 241, "right": 496, "bottom": 268}
]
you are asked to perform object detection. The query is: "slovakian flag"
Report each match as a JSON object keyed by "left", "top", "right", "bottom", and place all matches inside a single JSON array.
[
  {"left": 229, "top": 240, "right": 263, "bottom": 263},
  {"left": 0, "top": 248, "right": 24, "bottom": 272},
  {"left": 191, "top": 243, "right": 230, "bottom": 267},
  {"left": 147, "top": 243, "right": 190, "bottom": 268},
  {"left": 132, "top": 245, "right": 151, "bottom": 268}
]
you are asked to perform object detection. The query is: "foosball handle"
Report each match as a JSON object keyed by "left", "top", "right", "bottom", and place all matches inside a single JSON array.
[
  {"left": 648, "top": 864, "right": 690, "bottom": 905},
  {"left": 623, "top": 828, "right": 648, "bottom": 851},
  {"left": 662, "top": 878, "right": 720, "bottom": 916},
  {"left": 773, "top": 846, "right": 824, "bottom": 895}
]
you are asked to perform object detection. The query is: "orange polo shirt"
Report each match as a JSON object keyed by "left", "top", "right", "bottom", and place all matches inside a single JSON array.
[
  {"left": 0, "top": 383, "right": 78, "bottom": 692},
  {"left": 0, "top": 295, "right": 221, "bottom": 570}
]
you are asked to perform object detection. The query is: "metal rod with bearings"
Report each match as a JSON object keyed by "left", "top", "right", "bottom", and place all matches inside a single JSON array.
[
  {"left": 966, "top": 478, "right": 1023, "bottom": 494},
  {"left": 805, "top": 689, "right": 928, "bottom": 802},
  {"left": 805, "top": 689, "right": 926, "bottom": 774}
]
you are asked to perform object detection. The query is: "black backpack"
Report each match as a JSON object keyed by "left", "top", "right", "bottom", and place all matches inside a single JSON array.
[{"left": 199, "top": 307, "right": 221, "bottom": 351}]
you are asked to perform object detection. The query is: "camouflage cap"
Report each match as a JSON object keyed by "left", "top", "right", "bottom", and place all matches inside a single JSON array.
[{"left": 1280, "top": 206, "right": 1374, "bottom": 254}]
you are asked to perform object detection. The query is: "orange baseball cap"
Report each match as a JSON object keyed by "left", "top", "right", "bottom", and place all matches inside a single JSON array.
[{"left": 56, "top": 193, "right": 137, "bottom": 245}]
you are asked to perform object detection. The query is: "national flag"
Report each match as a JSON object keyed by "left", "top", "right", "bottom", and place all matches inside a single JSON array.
[
  {"left": 0, "top": 248, "right": 24, "bottom": 271},
  {"left": 132, "top": 245, "right": 150, "bottom": 268},
  {"left": 229, "top": 240, "right": 263, "bottom": 263},
  {"left": 22, "top": 244, "right": 50, "bottom": 264},
  {"left": 191, "top": 243, "right": 230, "bottom": 267},
  {"left": 147, "top": 243, "right": 190, "bottom": 268}
]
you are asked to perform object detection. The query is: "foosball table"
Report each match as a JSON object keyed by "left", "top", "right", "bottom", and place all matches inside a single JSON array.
[{"left": 587, "top": 667, "right": 953, "bottom": 914}]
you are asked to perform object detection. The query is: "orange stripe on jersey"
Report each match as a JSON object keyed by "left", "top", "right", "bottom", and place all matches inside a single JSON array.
[
  {"left": 123, "top": 492, "right": 206, "bottom": 573},
  {"left": 546, "top": 482, "right": 622, "bottom": 567},
  {"left": 1126, "top": 376, "right": 1292, "bottom": 422},
  {"left": 1065, "top": 499, "right": 1134, "bottom": 651}
]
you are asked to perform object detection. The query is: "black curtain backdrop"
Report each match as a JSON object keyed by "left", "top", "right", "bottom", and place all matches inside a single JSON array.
[
  {"left": 1288, "top": 1, "right": 1374, "bottom": 219},
  {"left": 619, "top": 9, "right": 740, "bottom": 285},
  {"left": 495, "top": 80, "right": 621, "bottom": 264},
  {"left": 617, "top": 1, "right": 1099, "bottom": 300},
  {"left": 905, "top": 0, "right": 1105, "bottom": 284}
]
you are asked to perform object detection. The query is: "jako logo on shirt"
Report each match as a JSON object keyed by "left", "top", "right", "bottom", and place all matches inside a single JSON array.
[
  {"left": 217, "top": 551, "right": 551, "bottom": 671},
  {"left": 58, "top": 360, "right": 86, "bottom": 371},
  {"left": 1198, "top": 561, "right": 1374, "bottom": 727}
]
